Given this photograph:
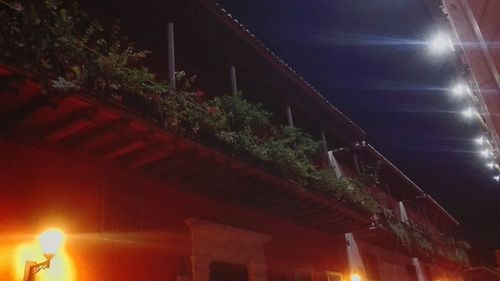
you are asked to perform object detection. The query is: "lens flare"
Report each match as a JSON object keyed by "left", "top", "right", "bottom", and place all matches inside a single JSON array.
[
  {"left": 461, "top": 107, "right": 477, "bottom": 119},
  {"left": 451, "top": 83, "right": 470, "bottom": 97},
  {"left": 475, "top": 136, "right": 485, "bottom": 145},
  {"left": 480, "top": 149, "right": 492, "bottom": 158},
  {"left": 428, "top": 33, "right": 454, "bottom": 54}
]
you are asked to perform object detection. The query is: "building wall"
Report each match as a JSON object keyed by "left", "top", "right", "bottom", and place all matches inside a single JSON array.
[
  {"left": 0, "top": 140, "right": 350, "bottom": 281},
  {"left": 0, "top": 139, "right": 460, "bottom": 281}
]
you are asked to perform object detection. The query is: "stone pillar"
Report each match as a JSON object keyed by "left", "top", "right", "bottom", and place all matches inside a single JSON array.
[
  {"left": 411, "top": 258, "right": 428, "bottom": 281},
  {"left": 328, "top": 151, "right": 343, "bottom": 178},
  {"left": 345, "top": 233, "right": 367, "bottom": 279},
  {"left": 321, "top": 129, "right": 329, "bottom": 167},
  {"left": 248, "top": 263, "right": 268, "bottom": 281},
  {"left": 398, "top": 201, "right": 410, "bottom": 224},
  {"left": 191, "top": 255, "right": 212, "bottom": 281}
]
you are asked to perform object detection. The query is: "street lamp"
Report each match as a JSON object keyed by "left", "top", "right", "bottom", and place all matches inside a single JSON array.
[
  {"left": 451, "top": 83, "right": 470, "bottom": 97},
  {"left": 428, "top": 32, "right": 454, "bottom": 55},
  {"left": 461, "top": 107, "right": 478, "bottom": 119},
  {"left": 475, "top": 136, "right": 485, "bottom": 145},
  {"left": 479, "top": 148, "right": 492, "bottom": 158},
  {"left": 23, "top": 228, "right": 65, "bottom": 281}
]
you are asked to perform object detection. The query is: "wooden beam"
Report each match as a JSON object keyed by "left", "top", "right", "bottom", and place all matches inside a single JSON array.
[
  {"left": 289, "top": 205, "right": 326, "bottom": 220},
  {"left": 0, "top": 95, "right": 58, "bottom": 134},
  {"left": 97, "top": 133, "right": 151, "bottom": 160},
  {"left": 129, "top": 145, "right": 176, "bottom": 169},
  {"left": 308, "top": 213, "right": 346, "bottom": 226},
  {"left": 40, "top": 107, "right": 97, "bottom": 143},
  {"left": 64, "top": 119, "right": 130, "bottom": 147},
  {"left": 102, "top": 140, "right": 147, "bottom": 160},
  {"left": 145, "top": 149, "right": 196, "bottom": 175},
  {"left": 279, "top": 200, "right": 316, "bottom": 217}
]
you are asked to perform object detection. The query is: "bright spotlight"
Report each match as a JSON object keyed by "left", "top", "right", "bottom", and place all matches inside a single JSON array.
[
  {"left": 480, "top": 149, "right": 492, "bottom": 158},
  {"left": 451, "top": 83, "right": 470, "bottom": 97},
  {"left": 487, "top": 162, "right": 495, "bottom": 169},
  {"left": 494, "top": 175, "right": 500, "bottom": 182},
  {"left": 475, "top": 136, "right": 485, "bottom": 145},
  {"left": 428, "top": 33, "right": 454, "bottom": 54},
  {"left": 461, "top": 107, "right": 478, "bottom": 119}
]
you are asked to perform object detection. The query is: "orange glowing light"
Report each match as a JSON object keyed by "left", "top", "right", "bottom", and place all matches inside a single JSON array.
[
  {"left": 38, "top": 228, "right": 64, "bottom": 259},
  {"left": 351, "top": 273, "right": 362, "bottom": 281},
  {"left": 15, "top": 228, "right": 74, "bottom": 281}
]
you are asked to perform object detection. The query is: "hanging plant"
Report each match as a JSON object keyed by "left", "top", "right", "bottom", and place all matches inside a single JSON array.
[{"left": 0, "top": 0, "right": 388, "bottom": 216}]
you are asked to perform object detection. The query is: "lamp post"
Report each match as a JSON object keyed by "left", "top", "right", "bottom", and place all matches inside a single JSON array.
[{"left": 23, "top": 229, "right": 65, "bottom": 281}]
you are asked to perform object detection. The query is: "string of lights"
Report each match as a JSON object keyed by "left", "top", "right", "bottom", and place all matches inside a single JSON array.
[{"left": 426, "top": 8, "right": 500, "bottom": 182}]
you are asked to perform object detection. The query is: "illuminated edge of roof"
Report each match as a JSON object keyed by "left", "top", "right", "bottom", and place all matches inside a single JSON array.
[
  {"left": 365, "top": 143, "right": 460, "bottom": 226},
  {"left": 208, "top": 1, "right": 366, "bottom": 138}
]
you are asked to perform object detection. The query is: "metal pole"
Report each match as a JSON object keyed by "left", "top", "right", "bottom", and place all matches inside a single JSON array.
[
  {"left": 353, "top": 152, "right": 360, "bottom": 174},
  {"left": 167, "top": 22, "right": 175, "bottom": 89},
  {"left": 230, "top": 65, "right": 237, "bottom": 96},
  {"left": 285, "top": 97, "right": 294, "bottom": 127}
]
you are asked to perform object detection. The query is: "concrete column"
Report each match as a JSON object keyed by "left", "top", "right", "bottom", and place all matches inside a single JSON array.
[
  {"left": 398, "top": 201, "right": 410, "bottom": 224},
  {"left": 167, "top": 22, "right": 176, "bottom": 89},
  {"left": 321, "top": 129, "right": 329, "bottom": 166},
  {"left": 248, "top": 263, "right": 268, "bottom": 281},
  {"left": 411, "top": 258, "right": 428, "bottom": 281},
  {"left": 353, "top": 152, "right": 361, "bottom": 174},
  {"left": 191, "top": 255, "right": 212, "bottom": 281},
  {"left": 345, "top": 233, "right": 367, "bottom": 280},
  {"left": 328, "top": 151, "right": 343, "bottom": 178},
  {"left": 230, "top": 65, "right": 238, "bottom": 96}
]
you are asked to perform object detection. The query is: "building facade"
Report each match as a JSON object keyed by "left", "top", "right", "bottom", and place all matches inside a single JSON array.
[{"left": 0, "top": 1, "right": 469, "bottom": 281}]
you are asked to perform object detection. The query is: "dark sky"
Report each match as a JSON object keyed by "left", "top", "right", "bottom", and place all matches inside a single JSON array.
[{"left": 217, "top": 0, "right": 500, "bottom": 264}]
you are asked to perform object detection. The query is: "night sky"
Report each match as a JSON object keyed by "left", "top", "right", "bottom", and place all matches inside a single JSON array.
[{"left": 217, "top": 0, "right": 500, "bottom": 264}]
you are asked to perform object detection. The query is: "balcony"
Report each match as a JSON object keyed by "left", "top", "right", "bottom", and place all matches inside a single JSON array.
[
  {"left": 0, "top": 67, "right": 373, "bottom": 235},
  {"left": 354, "top": 216, "right": 469, "bottom": 269}
]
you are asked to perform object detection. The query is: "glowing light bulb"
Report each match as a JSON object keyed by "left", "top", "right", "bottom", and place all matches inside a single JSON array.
[
  {"left": 480, "top": 149, "right": 492, "bottom": 158},
  {"left": 429, "top": 33, "right": 454, "bottom": 54},
  {"left": 461, "top": 107, "right": 477, "bottom": 119},
  {"left": 38, "top": 228, "right": 65, "bottom": 260},
  {"left": 451, "top": 83, "right": 470, "bottom": 96}
]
